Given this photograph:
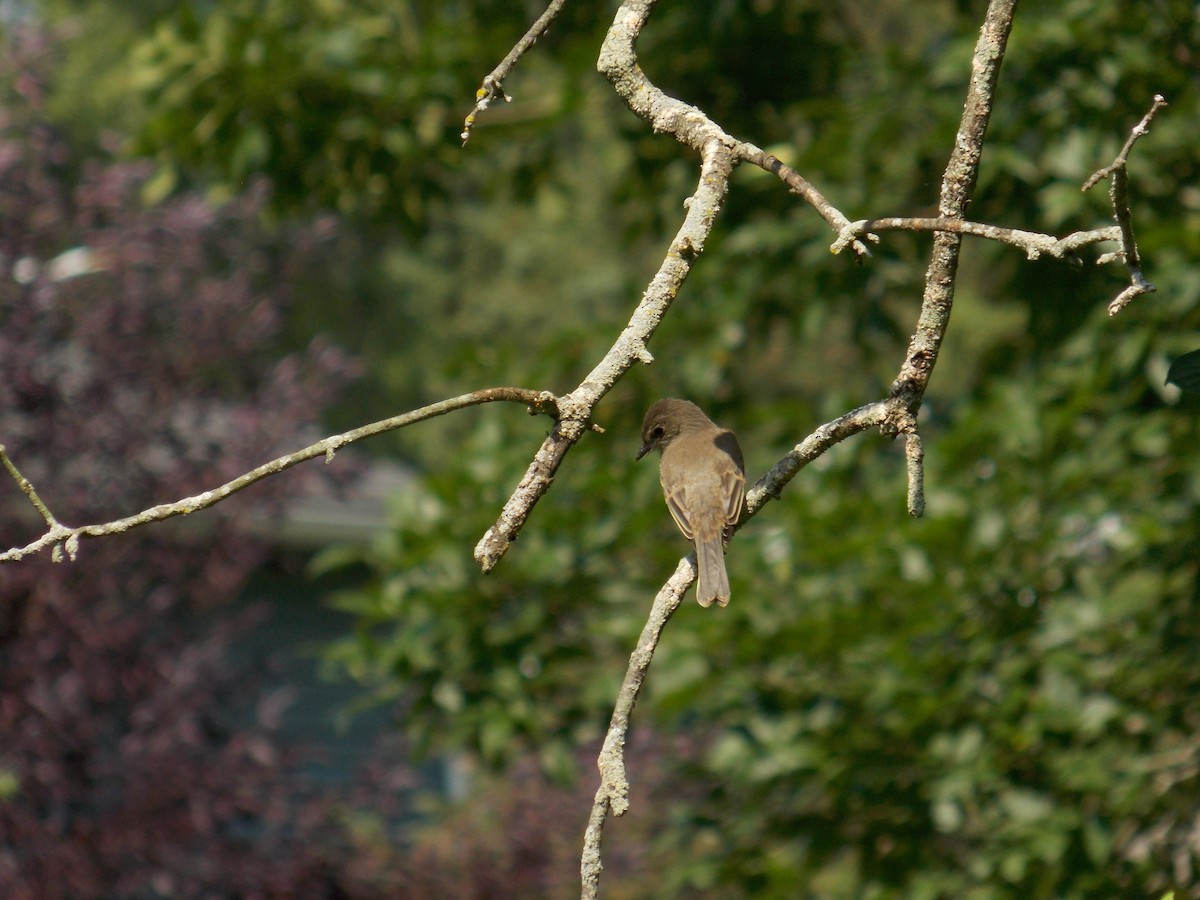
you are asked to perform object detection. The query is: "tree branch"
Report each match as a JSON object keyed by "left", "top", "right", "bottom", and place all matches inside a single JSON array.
[
  {"left": 581, "top": 1, "right": 1019, "bottom": 893},
  {"left": 460, "top": 0, "right": 569, "bottom": 144},
  {"left": 595, "top": 0, "right": 869, "bottom": 255},
  {"left": 832, "top": 216, "right": 1121, "bottom": 261},
  {"left": 580, "top": 398, "right": 893, "bottom": 895},
  {"left": 581, "top": 557, "right": 691, "bottom": 899},
  {"left": 830, "top": 94, "right": 1168, "bottom": 317},
  {"left": 1084, "top": 94, "right": 1167, "bottom": 315},
  {"left": 0, "top": 388, "right": 566, "bottom": 565},
  {"left": 474, "top": 0, "right": 878, "bottom": 573},
  {"left": 735, "top": 142, "right": 870, "bottom": 255},
  {"left": 885, "top": 0, "right": 1016, "bottom": 445},
  {"left": 473, "top": 139, "right": 735, "bottom": 571},
  {"left": 470, "top": 12, "right": 760, "bottom": 572}
]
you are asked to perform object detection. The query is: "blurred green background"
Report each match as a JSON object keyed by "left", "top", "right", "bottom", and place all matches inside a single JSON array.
[{"left": 4, "top": 0, "right": 1200, "bottom": 896}]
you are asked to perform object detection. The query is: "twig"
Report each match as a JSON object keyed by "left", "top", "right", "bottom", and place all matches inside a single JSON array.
[
  {"left": 461, "top": 0, "right": 569, "bottom": 144},
  {"left": 1106, "top": 271, "right": 1156, "bottom": 316},
  {"left": 0, "top": 445, "right": 59, "bottom": 529},
  {"left": 580, "top": 398, "right": 891, "bottom": 896},
  {"left": 0, "top": 446, "right": 67, "bottom": 561},
  {"left": 905, "top": 431, "right": 925, "bottom": 518},
  {"left": 744, "top": 400, "right": 890, "bottom": 519},
  {"left": 1082, "top": 94, "right": 1168, "bottom": 191},
  {"left": 832, "top": 94, "right": 1168, "bottom": 317},
  {"left": 1083, "top": 94, "right": 1167, "bottom": 315},
  {"left": 832, "top": 217, "right": 1121, "bottom": 261},
  {"left": 596, "top": 1, "right": 868, "bottom": 256},
  {"left": 0, "top": 388, "right": 564, "bottom": 564}
]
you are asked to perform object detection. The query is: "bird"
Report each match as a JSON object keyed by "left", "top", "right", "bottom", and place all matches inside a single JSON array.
[{"left": 637, "top": 398, "right": 745, "bottom": 607}]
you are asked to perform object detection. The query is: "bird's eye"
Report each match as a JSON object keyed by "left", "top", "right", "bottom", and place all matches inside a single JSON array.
[{"left": 651, "top": 426, "right": 665, "bottom": 440}]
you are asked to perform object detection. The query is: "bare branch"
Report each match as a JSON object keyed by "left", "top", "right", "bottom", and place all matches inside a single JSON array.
[
  {"left": 580, "top": 4, "right": 1021, "bottom": 893},
  {"left": 833, "top": 217, "right": 1121, "bottom": 261},
  {"left": 1083, "top": 95, "right": 1168, "bottom": 315},
  {"left": 1, "top": 445, "right": 59, "bottom": 529},
  {"left": 579, "top": 14, "right": 1178, "bottom": 898},
  {"left": 832, "top": 94, "right": 1167, "bottom": 317},
  {"left": 472, "top": 139, "right": 737, "bottom": 572},
  {"left": 461, "top": 0, "right": 569, "bottom": 144},
  {"left": 744, "top": 400, "right": 891, "bottom": 520},
  {"left": 476, "top": 0, "right": 878, "bottom": 573},
  {"left": 0, "top": 446, "right": 67, "bottom": 561},
  {"left": 0, "top": 388, "right": 563, "bottom": 565},
  {"left": 1082, "top": 94, "right": 1168, "bottom": 191},
  {"left": 595, "top": 1, "right": 867, "bottom": 256},
  {"left": 580, "top": 398, "right": 894, "bottom": 896},
  {"left": 1107, "top": 270, "right": 1156, "bottom": 316},
  {"left": 581, "top": 558, "right": 691, "bottom": 899},
  {"left": 886, "top": 0, "right": 1016, "bottom": 427}
]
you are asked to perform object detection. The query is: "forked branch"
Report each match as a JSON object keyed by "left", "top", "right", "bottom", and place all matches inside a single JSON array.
[
  {"left": 581, "top": 1, "right": 1020, "bottom": 894},
  {"left": 832, "top": 94, "right": 1168, "bottom": 317}
]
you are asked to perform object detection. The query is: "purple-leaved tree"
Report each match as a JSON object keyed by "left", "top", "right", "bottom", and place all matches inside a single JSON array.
[{"left": 0, "top": 31, "right": 367, "bottom": 897}]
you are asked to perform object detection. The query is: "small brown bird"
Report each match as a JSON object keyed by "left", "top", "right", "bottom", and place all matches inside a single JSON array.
[{"left": 637, "top": 398, "right": 746, "bottom": 607}]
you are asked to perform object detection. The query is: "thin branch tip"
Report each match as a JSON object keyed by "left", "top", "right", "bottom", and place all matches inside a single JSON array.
[
  {"left": 1082, "top": 94, "right": 1169, "bottom": 191},
  {"left": 461, "top": 0, "right": 566, "bottom": 144}
]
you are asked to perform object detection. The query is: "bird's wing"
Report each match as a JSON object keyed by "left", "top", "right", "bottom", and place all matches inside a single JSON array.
[
  {"left": 663, "top": 483, "right": 695, "bottom": 541},
  {"left": 716, "top": 430, "right": 746, "bottom": 529}
]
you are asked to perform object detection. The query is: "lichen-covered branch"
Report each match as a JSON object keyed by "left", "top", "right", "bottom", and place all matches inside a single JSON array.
[
  {"left": 832, "top": 216, "right": 1121, "bottom": 261},
  {"left": 475, "top": 0, "right": 877, "bottom": 573},
  {"left": 579, "top": 398, "right": 894, "bottom": 895},
  {"left": 581, "top": 2, "right": 1019, "bottom": 894},
  {"left": 472, "top": 140, "right": 734, "bottom": 571},
  {"left": 830, "top": 95, "right": 1168, "bottom": 318},
  {"left": 735, "top": 142, "right": 869, "bottom": 255},
  {"left": 1082, "top": 94, "right": 1168, "bottom": 192},
  {"left": 582, "top": 9, "right": 1176, "bottom": 896},
  {"left": 581, "top": 558, "right": 691, "bottom": 900},
  {"left": 473, "top": 0, "right": 780, "bottom": 571},
  {"left": 743, "top": 400, "right": 891, "bottom": 520},
  {"left": 886, "top": 0, "right": 1016, "bottom": 433},
  {"left": 1, "top": 446, "right": 59, "bottom": 529},
  {"left": 596, "top": 0, "right": 867, "bottom": 254},
  {"left": 0, "top": 388, "right": 563, "bottom": 565}
]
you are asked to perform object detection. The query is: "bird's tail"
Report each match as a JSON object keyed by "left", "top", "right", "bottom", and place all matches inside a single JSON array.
[{"left": 695, "top": 536, "right": 730, "bottom": 608}]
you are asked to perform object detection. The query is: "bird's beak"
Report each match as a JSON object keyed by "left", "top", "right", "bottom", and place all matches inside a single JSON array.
[{"left": 636, "top": 441, "right": 652, "bottom": 461}]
